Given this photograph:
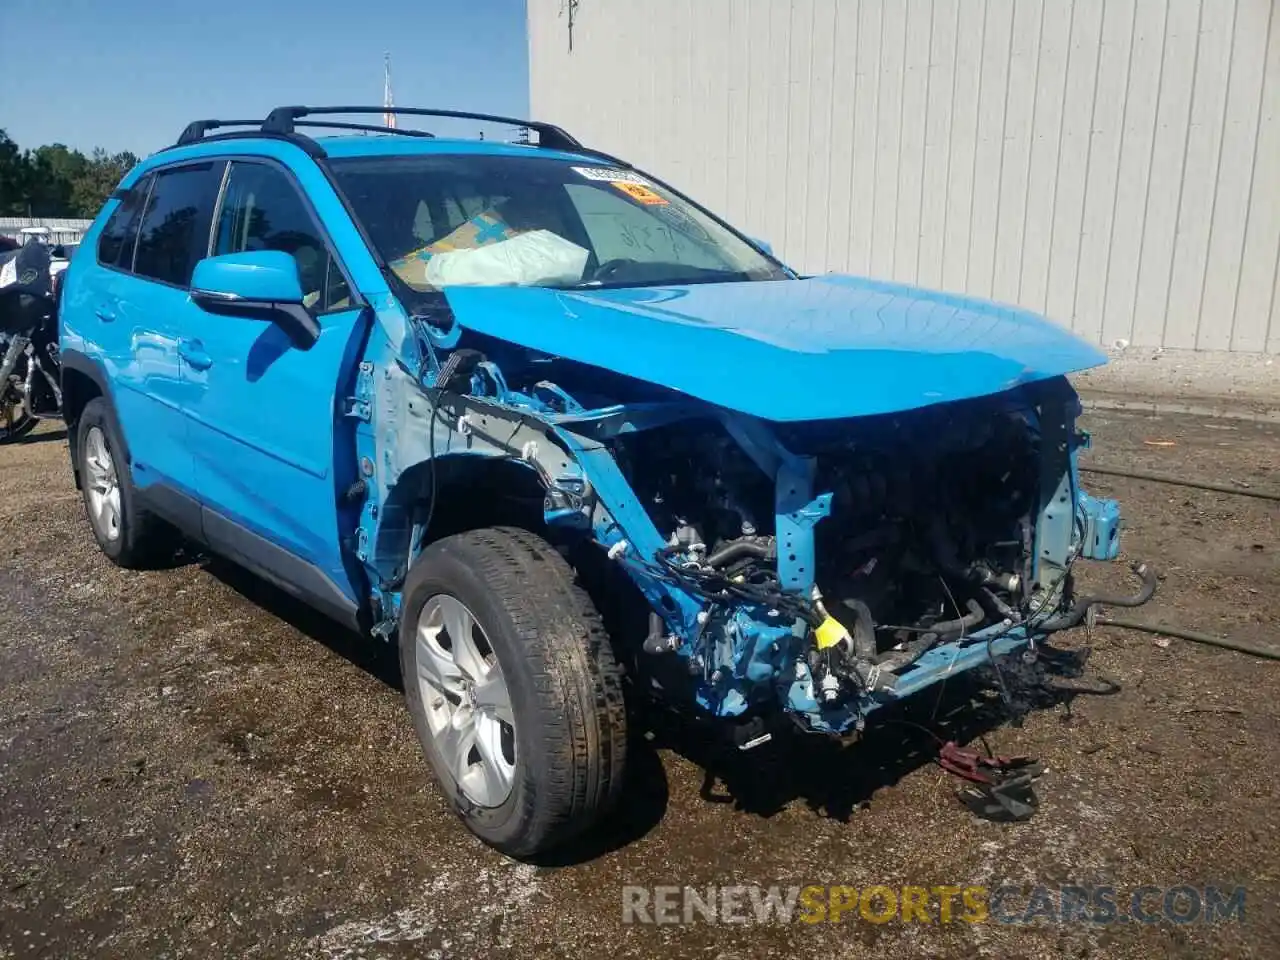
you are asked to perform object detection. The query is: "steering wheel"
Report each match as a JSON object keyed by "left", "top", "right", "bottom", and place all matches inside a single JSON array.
[{"left": 591, "top": 258, "right": 633, "bottom": 283}]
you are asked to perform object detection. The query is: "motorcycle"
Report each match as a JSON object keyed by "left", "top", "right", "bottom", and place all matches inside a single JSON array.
[{"left": 0, "top": 240, "right": 62, "bottom": 443}]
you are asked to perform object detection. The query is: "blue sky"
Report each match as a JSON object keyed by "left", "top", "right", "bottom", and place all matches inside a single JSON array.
[{"left": 0, "top": 0, "right": 530, "bottom": 156}]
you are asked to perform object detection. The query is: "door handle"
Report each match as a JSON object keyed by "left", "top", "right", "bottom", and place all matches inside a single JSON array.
[
  {"left": 95, "top": 306, "right": 116, "bottom": 322},
  {"left": 178, "top": 339, "right": 213, "bottom": 371}
]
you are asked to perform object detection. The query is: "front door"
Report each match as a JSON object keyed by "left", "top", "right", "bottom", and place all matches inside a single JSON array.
[{"left": 182, "top": 159, "right": 369, "bottom": 609}]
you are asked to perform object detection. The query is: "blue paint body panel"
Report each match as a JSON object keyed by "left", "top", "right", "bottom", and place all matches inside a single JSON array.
[
  {"left": 58, "top": 129, "right": 1133, "bottom": 739},
  {"left": 443, "top": 275, "right": 1107, "bottom": 420}
]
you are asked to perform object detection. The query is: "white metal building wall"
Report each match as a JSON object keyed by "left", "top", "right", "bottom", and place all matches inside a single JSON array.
[{"left": 528, "top": 0, "right": 1280, "bottom": 354}]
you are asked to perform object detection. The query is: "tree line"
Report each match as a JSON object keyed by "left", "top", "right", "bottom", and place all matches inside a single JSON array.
[{"left": 0, "top": 129, "right": 139, "bottom": 219}]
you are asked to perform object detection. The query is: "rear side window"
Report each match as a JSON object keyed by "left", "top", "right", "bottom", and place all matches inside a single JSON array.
[
  {"left": 96, "top": 177, "right": 151, "bottom": 268},
  {"left": 213, "top": 161, "right": 351, "bottom": 311},
  {"left": 132, "top": 162, "right": 225, "bottom": 287}
]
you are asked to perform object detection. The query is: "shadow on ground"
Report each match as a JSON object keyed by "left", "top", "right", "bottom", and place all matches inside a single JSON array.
[
  {"left": 642, "top": 643, "right": 1123, "bottom": 825},
  {"left": 202, "top": 555, "right": 403, "bottom": 692},
  {"left": 9, "top": 427, "right": 67, "bottom": 446}
]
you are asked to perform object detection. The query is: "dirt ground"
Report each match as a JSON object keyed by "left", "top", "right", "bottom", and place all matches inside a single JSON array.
[{"left": 0, "top": 406, "right": 1276, "bottom": 959}]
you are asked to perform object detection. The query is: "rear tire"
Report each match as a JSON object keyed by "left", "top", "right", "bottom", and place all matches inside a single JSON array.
[
  {"left": 400, "top": 526, "right": 627, "bottom": 858},
  {"left": 75, "top": 396, "right": 173, "bottom": 568}
]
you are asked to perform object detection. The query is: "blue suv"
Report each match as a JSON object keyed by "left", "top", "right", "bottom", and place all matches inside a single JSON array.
[{"left": 59, "top": 106, "right": 1151, "bottom": 856}]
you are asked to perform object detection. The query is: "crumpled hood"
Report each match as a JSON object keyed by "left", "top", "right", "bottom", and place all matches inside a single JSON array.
[{"left": 442, "top": 274, "right": 1106, "bottom": 421}]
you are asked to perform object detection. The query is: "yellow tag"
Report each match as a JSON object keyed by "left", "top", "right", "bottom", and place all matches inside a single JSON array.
[
  {"left": 814, "top": 616, "right": 851, "bottom": 650},
  {"left": 612, "top": 181, "right": 669, "bottom": 205}
]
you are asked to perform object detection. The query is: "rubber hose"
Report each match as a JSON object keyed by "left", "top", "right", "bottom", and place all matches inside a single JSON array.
[
  {"left": 858, "top": 597, "right": 985, "bottom": 671},
  {"left": 842, "top": 598, "right": 878, "bottom": 662},
  {"left": 926, "top": 597, "right": 986, "bottom": 640},
  {"left": 876, "top": 599, "right": 984, "bottom": 670},
  {"left": 1038, "top": 560, "right": 1158, "bottom": 632},
  {"left": 704, "top": 539, "right": 775, "bottom": 568},
  {"left": 1080, "top": 464, "right": 1280, "bottom": 502},
  {"left": 877, "top": 632, "right": 940, "bottom": 671},
  {"left": 1097, "top": 616, "right": 1280, "bottom": 662}
]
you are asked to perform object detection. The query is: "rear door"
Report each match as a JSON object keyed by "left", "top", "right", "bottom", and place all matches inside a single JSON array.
[
  {"left": 182, "top": 158, "right": 369, "bottom": 609},
  {"left": 74, "top": 162, "right": 224, "bottom": 503}
]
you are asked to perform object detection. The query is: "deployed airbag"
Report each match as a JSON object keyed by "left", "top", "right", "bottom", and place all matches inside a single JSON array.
[{"left": 425, "top": 230, "right": 589, "bottom": 288}]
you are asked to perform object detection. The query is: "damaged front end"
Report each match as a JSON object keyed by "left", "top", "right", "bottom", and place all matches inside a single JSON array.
[
  {"left": 601, "top": 377, "right": 1146, "bottom": 735},
  {"left": 369, "top": 315, "right": 1150, "bottom": 739}
]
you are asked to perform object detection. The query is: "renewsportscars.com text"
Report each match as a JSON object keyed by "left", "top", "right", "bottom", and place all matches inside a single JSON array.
[{"left": 621, "top": 884, "right": 1247, "bottom": 926}]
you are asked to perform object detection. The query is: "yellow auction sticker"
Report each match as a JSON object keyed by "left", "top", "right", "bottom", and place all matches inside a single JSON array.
[{"left": 612, "top": 181, "right": 669, "bottom": 205}]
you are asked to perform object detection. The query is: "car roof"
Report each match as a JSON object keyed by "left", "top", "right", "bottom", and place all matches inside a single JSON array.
[{"left": 314, "top": 135, "right": 598, "bottom": 165}]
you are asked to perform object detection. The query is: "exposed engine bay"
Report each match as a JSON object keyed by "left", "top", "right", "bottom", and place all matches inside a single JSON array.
[
  {"left": 605, "top": 386, "right": 1088, "bottom": 732},
  {"left": 615, "top": 401, "right": 1037, "bottom": 652}
]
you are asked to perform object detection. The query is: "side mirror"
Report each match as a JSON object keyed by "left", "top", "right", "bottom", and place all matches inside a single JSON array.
[
  {"left": 750, "top": 236, "right": 774, "bottom": 257},
  {"left": 190, "top": 251, "right": 320, "bottom": 349}
]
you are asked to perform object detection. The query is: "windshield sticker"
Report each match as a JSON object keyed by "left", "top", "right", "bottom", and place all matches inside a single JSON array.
[
  {"left": 612, "top": 181, "right": 669, "bottom": 205},
  {"left": 571, "top": 166, "right": 652, "bottom": 185},
  {"left": 650, "top": 203, "right": 712, "bottom": 239}
]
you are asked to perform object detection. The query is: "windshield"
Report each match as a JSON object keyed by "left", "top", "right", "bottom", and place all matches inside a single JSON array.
[{"left": 329, "top": 154, "right": 788, "bottom": 296}]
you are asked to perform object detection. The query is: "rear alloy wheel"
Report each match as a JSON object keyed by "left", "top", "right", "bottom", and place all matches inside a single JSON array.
[
  {"left": 400, "top": 526, "right": 627, "bottom": 858},
  {"left": 74, "top": 396, "right": 173, "bottom": 568},
  {"left": 83, "top": 425, "right": 122, "bottom": 542}
]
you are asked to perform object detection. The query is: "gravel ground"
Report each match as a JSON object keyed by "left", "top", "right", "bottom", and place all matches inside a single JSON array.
[
  {"left": 1075, "top": 348, "right": 1279, "bottom": 421},
  {"left": 0, "top": 408, "right": 1276, "bottom": 959}
]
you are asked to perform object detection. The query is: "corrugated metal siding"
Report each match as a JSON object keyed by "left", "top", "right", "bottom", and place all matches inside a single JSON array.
[{"left": 529, "top": 0, "right": 1280, "bottom": 353}]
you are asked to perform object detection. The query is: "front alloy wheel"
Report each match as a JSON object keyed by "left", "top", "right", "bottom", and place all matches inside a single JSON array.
[{"left": 415, "top": 594, "right": 517, "bottom": 808}]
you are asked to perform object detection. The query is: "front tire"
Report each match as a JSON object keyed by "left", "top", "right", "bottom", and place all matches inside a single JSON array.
[
  {"left": 75, "top": 396, "right": 172, "bottom": 568},
  {"left": 400, "top": 526, "right": 627, "bottom": 858}
]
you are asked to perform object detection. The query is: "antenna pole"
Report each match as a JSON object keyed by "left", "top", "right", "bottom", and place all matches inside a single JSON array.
[{"left": 383, "top": 53, "right": 396, "bottom": 129}]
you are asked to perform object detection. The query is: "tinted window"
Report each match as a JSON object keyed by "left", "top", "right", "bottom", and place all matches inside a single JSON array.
[
  {"left": 96, "top": 177, "right": 151, "bottom": 268},
  {"left": 213, "top": 162, "right": 350, "bottom": 311},
  {"left": 133, "top": 162, "right": 224, "bottom": 286}
]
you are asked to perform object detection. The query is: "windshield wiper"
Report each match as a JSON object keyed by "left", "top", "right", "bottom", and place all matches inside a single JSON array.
[{"left": 563, "top": 266, "right": 763, "bottom": 290}]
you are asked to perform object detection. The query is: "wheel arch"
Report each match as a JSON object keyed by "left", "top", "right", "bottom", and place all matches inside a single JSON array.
[
  {"left": 60, "top": 350, "right": 123, "bottom": 487},
  {"left": 372, "top": 451, "right": 551, "bottom": 587}
]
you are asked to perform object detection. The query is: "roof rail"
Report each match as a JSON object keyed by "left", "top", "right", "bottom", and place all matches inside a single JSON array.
[
  {"left": 176, "top": 119, "right": 264, "bottom": 145},
  {"left": 165, "top": 126, "right": 327, "bottom": 159},
  {"left": 260, "top": 106, "right": 583, "bottom": 151},
  {"left": 174, "top": 117, "right": 434, "bottom": 150},
  {"left": 292, "top": 119, "right": 435, "bottom": 139}
]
